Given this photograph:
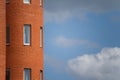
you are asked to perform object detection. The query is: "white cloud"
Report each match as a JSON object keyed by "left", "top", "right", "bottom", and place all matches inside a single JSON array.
[
  {"left": 68, "top": 47, "right": 120, "bottom": 80},
  {"left": 54, "top": 36, "right": 99, "bottom": 48},
  {"left": 45, "top": 0, "right": 120, "bottom": 23}
]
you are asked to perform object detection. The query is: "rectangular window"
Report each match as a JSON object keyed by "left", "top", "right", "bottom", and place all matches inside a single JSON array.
[
  {"left": 6, "top": 0, "right": 10, "bottom": 3},
  {"left": 24, "top": 25, "right": 31, "bottom": 45},
  {"left": 23, "top": 0, "right": 30, "bottom": 4},
  {"left": 40, "top": 27, "right": 43, "bottom": 47},
  {"left": 6, "top": 68, "right": 10, "bottom": 80},
  {"left": 6, "top": 25, "right": 10, "bottom": 45},
  {"left": 40, "top": 0, "right": 42, "bottom": 6},
  {"left": 24, "top": 68, "right": 31, "bottom": 80},
  {"left": 40, "top": 70, "right": 43, "bottom": 80}
]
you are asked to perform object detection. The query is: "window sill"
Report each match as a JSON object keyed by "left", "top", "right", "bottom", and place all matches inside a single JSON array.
[
  {"left": 23, "top": 2, "right": 31, "bottom": 4},
  {"left": 40, "top": 46, "right": 43, "bottom": 48},
  {"left": 24, "top": 43, "right": 30, "bottom": 46}
]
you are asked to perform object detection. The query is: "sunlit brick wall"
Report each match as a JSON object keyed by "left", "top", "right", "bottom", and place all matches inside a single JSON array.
[{"left": 6, "top": 0, "right": 44, "bottom": 80}]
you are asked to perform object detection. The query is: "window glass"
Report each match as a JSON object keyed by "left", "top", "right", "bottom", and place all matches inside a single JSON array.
[
  {"left": 24, "top": 0, "right": 30, "bottom": 3},
  {"left": 6, "top": 68, "right": 10, "bottom": 80},
  {"left": 24, "top": 25, "right": 30, "bottom": 45},
  {"left": 40, "top": 70, "right": 43, "bottom": 80},
  {"left": 6, "top": 0, "right": 10, "bottom": 3},
  {"left": 24, "top": 69, "right": 31, "bottom": 80},
  {"left": 6, "top": 25, "right": 10, "bottom": 45},
  {"left": 40, "top": 27, "right": 43, "bottom": 47}
]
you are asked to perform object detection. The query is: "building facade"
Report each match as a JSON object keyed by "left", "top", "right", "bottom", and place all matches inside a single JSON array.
[
  {"left": 0, "top": 0, "right": 6, "bottom": 80},
  {"left": 0, "top": 0, "right": 44, "bottom": 80}
]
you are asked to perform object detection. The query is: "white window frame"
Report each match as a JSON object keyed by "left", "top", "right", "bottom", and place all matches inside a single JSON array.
[
  {"left": 40, "top": 27, "right": 43, "bottom": 47},
  {"left": 23, "top": 0, "right": 30, "bottom": 4},
  {"left": 40, "top": 0, "right": 42, "bottom": 6},
  {"left": 24, "top": 68, "right": 31, "bottom": 80},
  {"left": 24, "top": 24, "right": 31, "bottom": 46}
]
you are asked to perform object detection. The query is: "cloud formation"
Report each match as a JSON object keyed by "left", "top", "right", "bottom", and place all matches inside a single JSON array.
[
  {"left": 45, "top": 0, "right": 120, "bottom": 12},
  {"left": 54, "top": 36, "right": 99, "bottom": 48},
  {"left": 45, "top": 0, "right": 120, "bottom": 22},
  {"left": 68, "top": 47, "right": 120, "bottom": 80}
]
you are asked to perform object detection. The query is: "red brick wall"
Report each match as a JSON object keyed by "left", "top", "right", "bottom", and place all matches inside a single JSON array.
[
  {"left": 6, "top": 0, "right": 44, "bottom": 80},
  {"left": 0, "top": 0, "right": 6, "bottom": 80}
]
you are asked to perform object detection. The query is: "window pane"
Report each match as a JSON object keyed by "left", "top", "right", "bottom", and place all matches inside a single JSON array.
[
  {"left": 40, "top": 27, "right": 43, "bottom": 47},
  {"left": 6, "top": 68, "right": 10, "bottom": 80},
  {"left": 24, "top": 25, "right": 30, "bottom": 45},
  {"left": 6, "top": 25, "right": 10, "bottom": 44},
  {"left": 24, "top": 69, "right": 31, "bottom": 80},
  {"left": 24, "top": 0, "right": 30, "bottom": 3},
  {"left": 40, "top": 70, "right": 43, "bottom": 80},
  {"left": 6, "top": 0, "right": 10, "bottom": 3}
]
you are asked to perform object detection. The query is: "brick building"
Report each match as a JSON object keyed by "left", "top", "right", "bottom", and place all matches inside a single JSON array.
[{"left": 0, "top": 0, "right": 44, "bottom": 80}]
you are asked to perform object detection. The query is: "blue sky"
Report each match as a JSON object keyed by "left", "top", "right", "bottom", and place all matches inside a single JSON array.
[{"left": 44, "top": 0, "right": 120, "bottom": 80}]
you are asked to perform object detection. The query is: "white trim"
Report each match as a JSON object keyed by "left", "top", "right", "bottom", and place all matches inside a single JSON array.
[
  {"left": 23, "top": 0, "right": 30, "bottom": 4},
  {"left": 40, "top": 27, "right": 43, "bottom": 47},
  {"left": 40, "top": 0, "right": 42, "bottom": 6},
  {"left": 24, "top": 2, "right": 30, "bottom": 4},
  {"left": 24, "top": 43, "right": 30, "bottom": 46}
]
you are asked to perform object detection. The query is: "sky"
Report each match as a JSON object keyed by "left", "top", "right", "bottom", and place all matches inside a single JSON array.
[{"left": 44, "top": 0, "right": 120, "bottom": 80}]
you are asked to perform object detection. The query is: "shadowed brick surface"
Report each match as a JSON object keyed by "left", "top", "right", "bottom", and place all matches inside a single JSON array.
[{"left": 0, "top": 0, "right": 6, "bottom": 80}]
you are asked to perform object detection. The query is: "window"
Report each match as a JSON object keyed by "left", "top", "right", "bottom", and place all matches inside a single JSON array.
[
  {"left": 23, "top": 0, "right": 30, "bottom": 4},
  {"left": 24, "top": 68, "right": 31, "bottom": 80},
  {"left": 40, "top": 0, "right": 42, "bottom": 6},
  {"left": 40, "top": 70, "right": 43, "bottom": 80},
  {"left": 6, "top": 0, "right": 10, "bottom": 3},
  {"left": 40, "top": 27, "right": 43, "bottom": 47},
  {"left": 6, "top": 25, "right": 10, "bottom": 45},
  {"left": 24, "top": 25, "right": 31, "bottom": 45},
  {"left": 6, "top": 68, "right": 10, "bottom": 80}
]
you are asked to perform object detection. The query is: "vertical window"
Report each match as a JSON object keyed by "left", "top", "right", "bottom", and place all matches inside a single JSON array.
[
  {"left": 24, "top": 68, "right": 31, "bottom": 80},
  {"left": 40, "top": 0, "right": 42, "bottom": 6},
  {"left": 6, "top": 0, "right": 10, "bottom": 3},
  {"left": 6, "top": 68, "right": 10, "bottom": 80},
  {"left": 24, "top": 25, "right": 31, "bottom": 45},
  {"left": 40, "top": 70, "right": 43, "bottom": 80},
  {"left": 40, "top": 27, "right": 43, "bottom": 47},
  {"left": 24, "top": 0, "right": 30, "bottom": 4},
  {"left": 6, "top": 25, "right": 10, "bottom": 45}
]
